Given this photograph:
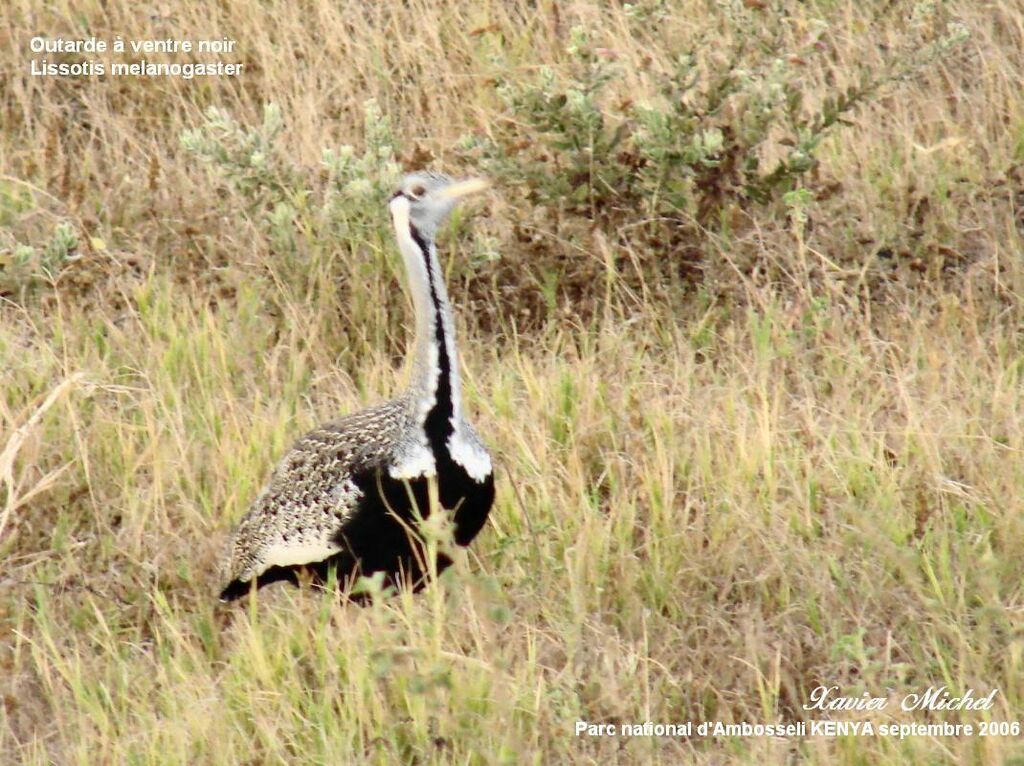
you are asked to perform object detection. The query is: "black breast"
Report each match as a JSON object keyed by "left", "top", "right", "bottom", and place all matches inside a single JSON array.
[{"left": 317, "top": 460, "right": 494, "bottom": 592}]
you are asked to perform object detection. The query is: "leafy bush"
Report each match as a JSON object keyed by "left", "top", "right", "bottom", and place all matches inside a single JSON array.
[
  {"left": 180, "top": 103, "right": 293, "bottom": 204},
  {"left": 181, "top": 101, "right": 403, "bottom": 235},
  {"left": 0, "top": 218, "right": 79, "bottom": 298},
  {"left": 173, "top": 4, "right": 972, "bottom": 327},
  {"left": 460, "top": 3, "right": 970, "bottom": 303},
  {"left": 176, "top": 101, "right": 519, "bottom": 336},
  {"left": 179, "top": 101, "right": 405, "bottom": 312}
]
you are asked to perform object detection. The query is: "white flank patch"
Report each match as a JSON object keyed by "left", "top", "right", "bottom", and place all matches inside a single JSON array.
[
  {"left": 449, "top": 428, "right": 493, "bottom": 482},
  {"left": 260, "top": 538, "right": 340, "bottom": 570},
  {"left": 389, "top": 439, "right": 436, "bottom": 479}
]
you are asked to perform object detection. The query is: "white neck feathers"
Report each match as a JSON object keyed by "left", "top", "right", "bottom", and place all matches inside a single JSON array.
[
  {"left": 387, "top": 193, "right": 492, "bottom": 483},
  {"left": 389, "top": 196, "right": 462, "bottom": 426}
]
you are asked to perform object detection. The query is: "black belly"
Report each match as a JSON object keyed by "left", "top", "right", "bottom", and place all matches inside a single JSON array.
[
  {"left": 316, "top": 461, "right": 494, "bottom": 589},
  {"left": 224, "top": 462, "right": 495, "bottom": 601}
]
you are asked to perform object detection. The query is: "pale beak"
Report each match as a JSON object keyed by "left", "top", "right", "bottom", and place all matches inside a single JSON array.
[{"left": 434, "top": 177, "right": 491, "bottom": 201}]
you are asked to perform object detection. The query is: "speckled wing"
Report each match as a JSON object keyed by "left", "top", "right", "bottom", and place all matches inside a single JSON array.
[{"left": 220, "top": 400, "right": 408, "bottom": 595}]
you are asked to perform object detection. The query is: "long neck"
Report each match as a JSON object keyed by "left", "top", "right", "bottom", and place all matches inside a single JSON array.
[{"left": 393, "top": 211, "right": 462, "bottom": 434}]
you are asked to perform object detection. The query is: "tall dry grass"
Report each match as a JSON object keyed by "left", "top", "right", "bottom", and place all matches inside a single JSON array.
[{"left": 2, "top": 1, "right": 1024, "bottom": 764}]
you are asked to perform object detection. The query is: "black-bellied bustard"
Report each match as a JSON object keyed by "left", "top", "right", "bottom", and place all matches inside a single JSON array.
[{"left": 219, "top": 173, "right": 494, "bottom": 601}]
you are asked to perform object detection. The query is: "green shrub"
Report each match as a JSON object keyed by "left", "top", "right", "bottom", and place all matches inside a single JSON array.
[
  {"left": 174, "top": 4, "right": 971, "bottom": 326},
  {"left": 179, "top": 101, "right": 404, "bottom": 313},
  {"left": 460, "top": 2, "right": 970, "bottom": 304},
  {"left": 180, "top": 100, "right": 402, "bottom": 234},
  {"left": 0, "top": 219, "right": 79, "bottom": 299}
]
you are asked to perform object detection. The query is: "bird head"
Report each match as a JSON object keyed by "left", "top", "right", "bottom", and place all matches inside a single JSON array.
[{"left": 389, "top": 171, "right": 490, "bottom": 240}]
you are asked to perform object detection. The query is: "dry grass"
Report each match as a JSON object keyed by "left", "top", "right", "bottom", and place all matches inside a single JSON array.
[{"left": 2, "top": 1, "right": 1024, "bottom": 764}]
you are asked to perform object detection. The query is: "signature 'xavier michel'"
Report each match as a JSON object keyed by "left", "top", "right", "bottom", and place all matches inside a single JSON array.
[
  {"left": 804, "top": 684, "right": 998, "bottom": 712},
  {"left": 219, "top": 173, "right": 495, "bottom": 601}
]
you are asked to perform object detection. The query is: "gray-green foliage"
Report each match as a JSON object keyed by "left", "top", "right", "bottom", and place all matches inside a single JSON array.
[
  {"left": 466, "top": 5, "right": 969, "bottom": 236},
  {"left": 179, "top": 100, "right": 404, "bottom": 306},
  {"left": 180, "top": 103, "right": 291, "bottom": 202},
  {"left": 321, "top": 99, "right": 404, "bottom": 239},
  {"left": 0, "top": 219, "right": 78, "bottom": 297},
  {"left": 180, "top": 100, "right": 403, "bottom": 240}
]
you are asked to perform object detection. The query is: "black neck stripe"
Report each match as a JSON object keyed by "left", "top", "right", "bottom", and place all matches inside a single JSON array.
[
  {"left": 408, "top": 224, "right": 433, "bottom": 279},
  {"left": 408, "top": 223, "right": 455, "bottom": 464}
]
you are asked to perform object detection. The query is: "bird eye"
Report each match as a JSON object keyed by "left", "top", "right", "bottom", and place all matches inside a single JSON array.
[{"left": 408, "top": 184, "right": 427, "bottom": 199}]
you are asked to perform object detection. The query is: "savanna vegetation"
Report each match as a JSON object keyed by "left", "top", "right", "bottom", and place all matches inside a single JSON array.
[{"left": 2, "top": 1, "right": 1024, "bottom": 763}]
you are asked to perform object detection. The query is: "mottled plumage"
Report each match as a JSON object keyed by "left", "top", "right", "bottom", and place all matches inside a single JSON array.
[{"left": 219, "top": 173, "right": 495, "bottom": 601}]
